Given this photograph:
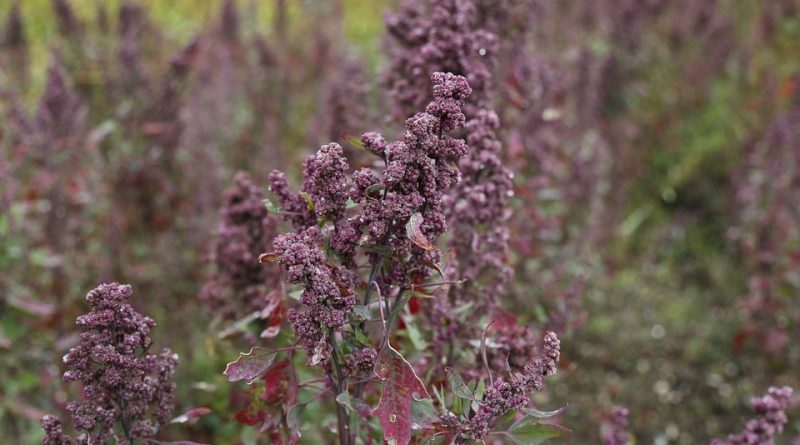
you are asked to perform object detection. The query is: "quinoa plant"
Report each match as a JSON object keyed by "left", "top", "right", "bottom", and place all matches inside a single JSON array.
[
  {"left": 223, "top": 73, "right": 563, "bottom": 445},
  {"left": 41, "top": 283, "right": 177, "bottom": 444}
]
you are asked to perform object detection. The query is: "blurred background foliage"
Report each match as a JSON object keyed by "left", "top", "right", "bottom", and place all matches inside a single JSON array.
[{"left": 1, "top": 0, "right": 800, "bottom": 444}]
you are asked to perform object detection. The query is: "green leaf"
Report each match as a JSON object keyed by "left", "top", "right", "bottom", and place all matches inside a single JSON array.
[
  {"left": 263, "top": 198, "right": 282, "bottom": 214},
  {"left": 507, "top": 419, "right": 569, "bottom": 445},
  {"left": 520, "top": 406, "right": 566, "bottom": 420},
  {"left": 352, "top": 305, "right": 371, "bottom": 321},
  {"left": 446, "top": 368, "right": 474, "bottom": 400},
  {"left": 299, "top": 191, "right": 315, "bottom": 211},
  {"left": 494, "top": 410, "right": 519, "bottom": 431},
  {"left": 405, "top": 320, "right": 429, "bottom": 351},
  {"left": 474, "top": 380, "right": 486, "bottom": 402},
  {"left": 365, "top": 183, "right": 385, "bottom": 195},
  {"left": 336, "top": 392, "right": 356, "bottom": 412},
  {"left": 411, "top": 396, "right": 437, "bottom": 428},
  {"left": 289, "top": 289, "right": 303, "bottom": 300},
  {"left": 287, "top": 404, "right": 306, "bottom": 436}
]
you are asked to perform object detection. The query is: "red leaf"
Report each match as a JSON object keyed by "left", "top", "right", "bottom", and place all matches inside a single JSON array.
[
  {"left": 259, "top": 289, "right": 283, "bottom": 319},
  {"left": 374, "top": 345, "right": 430, "bottom": 445},
  {"left": 234, "top": 405, "right": 267, "bottom": 426},
  {"left": 406, "top": 212, "right": 433, "bottom": 251},
  {"left": 407, "top": 297, "right": 421, "bottom": 315},
  {"left": 260, "top": 290, "right": 285, "bottom": 339},
  {"left": 224, "top": 348, "right": 277, "bottom": 383},
  {"left": 490, "top": 308, "right": 518, "bottom": 328},
  {"left": 260, "top": 360, "right": 289, "bottom": 404}
]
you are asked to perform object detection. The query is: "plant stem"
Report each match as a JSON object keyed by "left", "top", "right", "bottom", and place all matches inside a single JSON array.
[{"left": 328, "top": 331, "right": 350, "bottom": 445}]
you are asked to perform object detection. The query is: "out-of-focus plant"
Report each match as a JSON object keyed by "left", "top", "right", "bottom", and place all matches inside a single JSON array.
[{"left": 728, "top": 84, "right": 800, "bottom": 356}]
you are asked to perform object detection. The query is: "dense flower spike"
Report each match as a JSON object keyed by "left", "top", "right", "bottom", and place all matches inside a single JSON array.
[
  {"left": 384, "top": 0, "right": 494, "bottom": 118},
  {"left": 603, "top": 406, "right": 631, "bottom": 445},
  {"left": 386, "top": 0, "right": 517, "bottom": 377},
  {"left": 266, "top": 73, "right": 472, "bottom": 378},
  {"left": 302, "top": 143, "right": 350, "bottom": 221},
  {"left": 41, "top": 415, "right": 73, "bottom": 445},
  {"left": 200, "top": 172, "right": 277, "bottom": 320},
  {"left": 42, "top": 283, "right": 177, "bottom": 444},
  {"left": 454, "top": 331, "right": 560, "bottom": 439},
  {"left": 3, "top": 2, "right": 26, "bottom": 50},
  {"left": 269, "top": 170, "right": 316, "bottom": 230},
  {"left": 35, "top": 58, "right": 81, "bottom": 146},
  {"left": 710, "top": 386, "right": 793, "bottom": 445},
  {"left": 275, "top": 227, "right": 357, "bottom": 350}
]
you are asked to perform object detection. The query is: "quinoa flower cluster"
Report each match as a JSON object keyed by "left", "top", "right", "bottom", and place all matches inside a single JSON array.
[
  {"left": 710, "top": 386, "right": 794, "bottom": 445},
  {"left": 603, "top": 405, "right": 631, "bottom": 445},
  {"left": 269, "top": 72, "right": 472, "bottom": 361},
  {"left": 454, "top": 331, "right": 560, "bottom": 439},
  {"left": 42, "top": 283, "right": 177, "bottom": 444},
  {"left": 200, "top": 171, "right": 277, "bottom": 320}
]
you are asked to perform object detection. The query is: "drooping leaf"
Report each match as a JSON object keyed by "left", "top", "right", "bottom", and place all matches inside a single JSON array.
[
  {"left": 445, "top": 368, "right": 474, "bottom": 400},
  {"left": 7, "top": 295, "right": 55, "bottom": 317},
  {"left": 405, "top": 212, "right": 433, "bottom": 251},
  {"left": 506, "top": 419, "right": 570, "bottom": 445},
  {"left": 218, "top": 311, "right": 261, "bottom": 339},
  {"left": 224, "top": 347, "right": 277, "bottom": 383},
  {"left": 336, "top": 392, "right": 356, "bottom": 412},
  {"left": 170, "top": 407, "right": 211, "bottom": 424},
  {"left": 519, "top": 406, "right": 566, "bottom": 420},
  {"left": 259, "top": 289, "right": 285, "bottom": 339},
  {"left": 263, "top": 197, "right": 282, "bottom": 214},
  {"left": 299, "top": 191, "right": 315, "bottom": 211},
  {"left": 494, "top": 410, "right": 519, "bottom": 431},
  {"left": 374, "top": 345, "right": 431, "bottom": 445},
  {"left": 287, "top": 404, "right": 306, "bottom": 437},
  {"left": 259, "top": 289, "right": 283, "bottom": 319},
  {"left": 344, "top": 132, "right": 366, "bottom": 150},
  {"left": 259, "top": 252, "right": 280, "bottom": 264},
  {"left": 310, "top": 337, "right": 328, "bottom": 366},
  {"left": 365, "top": 183, "right": 385, "bottom": 195}
]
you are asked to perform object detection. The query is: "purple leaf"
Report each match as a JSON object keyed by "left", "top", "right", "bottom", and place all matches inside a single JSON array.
[{"left": 223, "top": 347, "right": 277, "bottom": 383}]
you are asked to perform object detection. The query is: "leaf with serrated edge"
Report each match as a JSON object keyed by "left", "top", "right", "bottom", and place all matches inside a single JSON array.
[
  {"left": 445, "top": 368, "right": 474, "bottom": 400},
  {"left": 373, "top": 344, "right": 431, "bottom": 445},
  {"left": 223, "top": 348, "right": 277, "bottom": 383}
]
